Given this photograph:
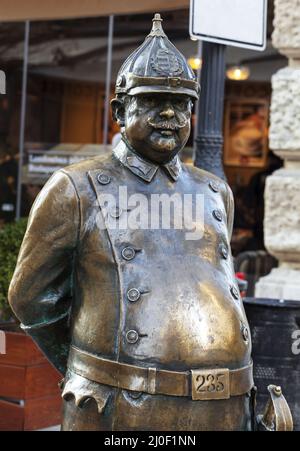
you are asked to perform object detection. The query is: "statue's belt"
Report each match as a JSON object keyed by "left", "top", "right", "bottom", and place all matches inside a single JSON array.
[{"left": 68, "top": 346, "right": 253, "bottom": 400}]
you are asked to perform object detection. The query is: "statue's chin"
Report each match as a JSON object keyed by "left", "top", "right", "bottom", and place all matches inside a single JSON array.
[{"left": 150, "top": 136, "right": 178, "bottom": 153}]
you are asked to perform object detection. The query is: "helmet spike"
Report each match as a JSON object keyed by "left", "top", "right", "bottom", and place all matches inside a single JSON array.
[
  {"left": 153, "top": 13, "right": 162, "bottom": 21},
  {"left": 148, "top": 13, "right": 166, "bottom": 38}
]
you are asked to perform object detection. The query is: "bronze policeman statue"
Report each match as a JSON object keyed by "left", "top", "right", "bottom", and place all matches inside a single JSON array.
[{"left": 8, "top": 14, "right": 292, "bottom": 431}]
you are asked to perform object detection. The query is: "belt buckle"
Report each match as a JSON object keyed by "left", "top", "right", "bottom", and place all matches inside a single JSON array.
[{"left": 191, "top": 368, "right": 230, "bottom": 401}]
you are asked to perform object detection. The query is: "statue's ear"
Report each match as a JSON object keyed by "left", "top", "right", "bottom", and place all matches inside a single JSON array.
[{"left": 111, "top": 98, "right": 125, "bottom": 127}]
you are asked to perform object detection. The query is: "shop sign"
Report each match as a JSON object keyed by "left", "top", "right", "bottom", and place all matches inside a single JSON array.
[
  {"left": 28, "top": 152, "right": 85, "bottom": 175},
  {"left": 25, "top": 145, "right": 111, "bottom": 182},
  {"left": 190, "top": 0, "right": 267, "bottom": 51}
]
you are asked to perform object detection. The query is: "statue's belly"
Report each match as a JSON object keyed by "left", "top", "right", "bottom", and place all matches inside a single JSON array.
[{"left": 120, "top": 259, "right": 251, "bottom": 370}]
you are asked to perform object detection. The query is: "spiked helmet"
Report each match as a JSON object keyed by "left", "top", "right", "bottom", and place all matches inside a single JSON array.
[{"left": 115, "top": 13, "right": 200, "bottom": 100}]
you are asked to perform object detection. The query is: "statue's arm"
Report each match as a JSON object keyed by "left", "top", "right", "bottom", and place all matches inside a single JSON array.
[{"left": 8, "top": 170, "right": 80, "bottom": 375}]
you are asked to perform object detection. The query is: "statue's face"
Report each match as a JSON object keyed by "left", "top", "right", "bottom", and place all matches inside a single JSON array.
[{"left": 123, "top": 93, "right": 192, "bottom": 164}]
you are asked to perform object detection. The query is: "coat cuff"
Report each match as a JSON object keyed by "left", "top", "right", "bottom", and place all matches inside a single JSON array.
[
  {"left": 20, "top": 310, "right": 70, "bottom": 331},
  {"left": 20, "top": 311, "right": 70, "bottom": 375}
]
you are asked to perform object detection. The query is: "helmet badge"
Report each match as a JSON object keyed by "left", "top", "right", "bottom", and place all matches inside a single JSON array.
[{"left": 151, "top": 49, "right": 184, "bottom": 77}]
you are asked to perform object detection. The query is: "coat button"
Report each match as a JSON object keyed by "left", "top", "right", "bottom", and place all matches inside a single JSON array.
[
  {"left": 220, "top": 244, "right": 228, "bottom": 259},
  {"left": 241, "top": 324, "right": 249, "bottom": 343},
  {"left": 110, "top": 206, "right": 122, "bottom": 218},
  {"left": 230, "top": 285, "right": 240, "bottom": 300},
  {"left": 122, "top": 247, "right": 136, "bottom": 261},
  {"left": 97, "top": 173, "right": 111, "bottom": 185},
  {"left": 127, "top": 288, "right": 141, "bottom": 302},
  {"left": 209, "top": 181, "right": 219, "bottom": 193},
  {"left": 126, "top": 330, "right": 139, "bottom": 344},
  {"left": 213, "top": 209, "right": 223, "bottom": 222}
]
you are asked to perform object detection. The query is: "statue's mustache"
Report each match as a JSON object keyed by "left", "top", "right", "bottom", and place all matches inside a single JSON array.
[{"left": 147, "top": 117, "right": 187, "bottom": 131}]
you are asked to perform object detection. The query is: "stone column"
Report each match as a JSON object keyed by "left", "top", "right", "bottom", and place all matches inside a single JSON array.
[{"left": 255, "top": 0, "right": 300, "bottom": 300}]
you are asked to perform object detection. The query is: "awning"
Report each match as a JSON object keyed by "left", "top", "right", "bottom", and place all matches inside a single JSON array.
[{"left": 0, "top": 0, "right": 189, "bottom": 22}]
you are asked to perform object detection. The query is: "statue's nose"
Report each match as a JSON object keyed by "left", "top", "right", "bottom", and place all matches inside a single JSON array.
[{"left": 160, "top": 107, "right": 175, "bottom": 119}]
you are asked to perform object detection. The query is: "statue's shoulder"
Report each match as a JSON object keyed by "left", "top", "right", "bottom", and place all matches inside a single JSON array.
[
  {"left": 62, "top": 153, "right": 113, "bottom": 177},
  {"left": 182, "top": 162, "right": 228, "bottom": 189},
  {"left": 55, "top": 152, "right": 126, "bottom": 198}
]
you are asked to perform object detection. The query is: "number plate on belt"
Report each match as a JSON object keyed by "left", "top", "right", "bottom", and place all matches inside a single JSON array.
[{"left": 191, "top": 368, "right": 230, "bottom": 400}]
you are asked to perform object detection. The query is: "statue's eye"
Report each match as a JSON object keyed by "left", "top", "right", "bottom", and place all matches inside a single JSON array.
[
  {"left": 143, "top": 97, "right": 156, "bottom": 107},
  {"left": 175, "top": 100, "right": 187, "bottom": 110},
  {"left": 174, "top": 99, "right": 192, "bottom": 111}
]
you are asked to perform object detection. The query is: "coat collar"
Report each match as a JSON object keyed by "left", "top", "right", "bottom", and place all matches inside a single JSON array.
[{"left": 113, "top": 138, "right": 182, "bottom": 183}]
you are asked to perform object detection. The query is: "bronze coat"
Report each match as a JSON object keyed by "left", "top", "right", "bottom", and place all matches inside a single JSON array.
[{"left": 9, "top": 141, "right": 253, "bottom": 430}]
